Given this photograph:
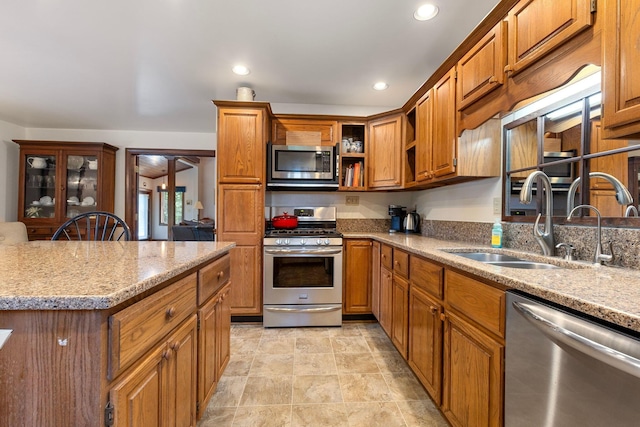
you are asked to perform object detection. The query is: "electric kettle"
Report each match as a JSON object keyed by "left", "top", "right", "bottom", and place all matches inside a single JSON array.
[{"left": 403, "top": 211, "right": 420, "bottom": 233}]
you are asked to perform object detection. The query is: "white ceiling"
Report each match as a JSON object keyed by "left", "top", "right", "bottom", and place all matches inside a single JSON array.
[{"left": 0, "top": 0, "right": 500, "bottom": 133}]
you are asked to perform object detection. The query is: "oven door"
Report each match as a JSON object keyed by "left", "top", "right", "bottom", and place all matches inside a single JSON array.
[{"left": 263, "top": 246, "right": 343, "bottom": 305}]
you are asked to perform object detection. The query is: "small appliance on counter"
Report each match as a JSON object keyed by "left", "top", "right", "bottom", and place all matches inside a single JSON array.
[
  {"left": 388, "top": 205, "right": 406, "bottom": 233},
  {"left": 404, "top": 209, "right": 420, "bottom": 234}
]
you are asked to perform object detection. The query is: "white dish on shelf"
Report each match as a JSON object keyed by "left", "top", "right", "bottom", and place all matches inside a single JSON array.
[
  {"left": 39, "top": 196, "right": 52, "bottom": 204},
  {"left": 67, "top": 156, "right": 84, "bottom": 170},
  {"left": 32, "top": 201, "right": 41, "bottom": 206},
  {"left": 81, "top": 196, "right": 95, "bottom": 206}
]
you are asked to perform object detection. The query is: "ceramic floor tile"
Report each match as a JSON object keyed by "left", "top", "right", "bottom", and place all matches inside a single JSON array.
[
  {"left": 258, "top": 337, "right": 296, "bottom": 354},
  {"left": 209, "top": 376, "right": 247, "bottom": 408},
  {"left": 293, "top": 353, "right": 338, "bottom": 375},
  {"left": 373, "top": 351, "right": 413, "bottom": 374},
  {"left": 364, "top": 335, "right": 398, "bottom": 353},
  {"left": 334, "top": 352, "right": 380, "bottom": 374},
  {"left": 231, "top": 325, "right": 265, "bottom": 340},
  {"left": 231, "top": 338, "right": 261, "bottom": 355},
  {"left": 383, "top": 372, "right": 430, "bottom": 401},
  {"left": 396, "top": 400, "right": 449, "bottom": 427},
  {"left": 294, "top": 327, "right": 340, "bottom": 338},
  {"left": 330, "top": 336, "right": 370, "bottom": 353},
  {"left": 291, "top": 403, "right": 349, "bottom": 427},
  {"left": 339, "top": 373, "right": 394, "bottom": 402},
  {"left": 232, "top": 405, "right": 292, "bottom": 427},
  {"left": 239, "top": 376, "right": 293, "bottom": 406},
  {"left": 262, "top": 327, "right": 300, "bottom": 338},
  {"left": 249, "top": 353, "right": 294, "bottom": 376},
  {"left": 197, "top": 406, "right": 236, "bottom": 427},
  {"left": 294, "top": 337, "right": 332, "bottom": 353},
  {"left": 345, "top": 402, "right": 407, "bottom": 427},
  {"left": 329, "top": 323, "right": 364, "bottom": 336},
  {"left": 224, "top": 355, "right": 254, "bottom": 377},
  {"left": 292, "top": 375, "right": 343, "bottom": 404}
]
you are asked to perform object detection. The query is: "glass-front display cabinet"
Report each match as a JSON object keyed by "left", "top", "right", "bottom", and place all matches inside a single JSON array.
[{"left": 15, "top": 140, "right": 118, "bottom": 240}]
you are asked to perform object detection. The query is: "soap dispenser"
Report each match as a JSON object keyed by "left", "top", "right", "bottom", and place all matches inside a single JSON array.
[{"left": 491, "top": 221, "right": 503, "bottom": 248}]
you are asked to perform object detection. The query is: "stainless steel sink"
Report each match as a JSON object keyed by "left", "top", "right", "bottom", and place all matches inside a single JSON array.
[
  {"left": 484, "top": 261, "right": 561, "bottom": 269},
  {"left": 451, "top": 252, "right": 523, "bottom": 262},
  {"left": 449, "top": 252, "right": 562, "bottom": 269}
]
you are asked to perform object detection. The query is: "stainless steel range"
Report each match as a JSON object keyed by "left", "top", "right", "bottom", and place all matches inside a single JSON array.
[{"left": 263, "top": 206, "right": 343, "bottom": 327}]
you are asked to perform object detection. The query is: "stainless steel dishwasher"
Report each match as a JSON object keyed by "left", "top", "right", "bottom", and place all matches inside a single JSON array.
[{"left": 505, "top": 290, "right": 640, "bottom": 426}]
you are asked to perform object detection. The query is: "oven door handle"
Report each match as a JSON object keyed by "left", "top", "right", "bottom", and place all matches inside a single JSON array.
[
  {"left": 265, "top": 306, "right": 342, "bottom": 313},
  {"left": 264, "top": 248, "right": 342, "bottom": 255}
]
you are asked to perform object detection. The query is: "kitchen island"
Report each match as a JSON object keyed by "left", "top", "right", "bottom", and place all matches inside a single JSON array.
[{"left": 0, "top": 240, "right": 235, "bottom": 426}]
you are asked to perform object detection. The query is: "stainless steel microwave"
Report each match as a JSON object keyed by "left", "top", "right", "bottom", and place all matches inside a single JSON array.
[{"left": 267, "top": 143, "right": 339, "bottom": 190}]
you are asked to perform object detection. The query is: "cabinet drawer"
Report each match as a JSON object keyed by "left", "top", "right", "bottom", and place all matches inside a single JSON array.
[
  {"left": 393, "top": 249, "right": 409, "bottom": 279},
  {"left": 381, "top": 244, "right": 393, "bottom": 270},
  {"left": 410, "top": 256, "right": 443, "bottom": 299},
  {"left": 109, "top": 273, "right": 198, "bottom": 378},
  {"left": 198, "top": 254, "right": 230, "bottom": 304},
  {"left": 26, "top": 226, "right": 55, "bottom": 240},
  {"left": 444, "top": 270, "right": 505, "bottom": 338}
]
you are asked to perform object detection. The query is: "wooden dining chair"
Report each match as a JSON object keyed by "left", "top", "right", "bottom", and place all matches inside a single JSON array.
[{"left": 51, "top": 211, "right": 132, "bottom": 241}]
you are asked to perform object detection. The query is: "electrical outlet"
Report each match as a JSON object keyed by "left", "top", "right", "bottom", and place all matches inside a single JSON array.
[
  {"left": 493, "top": 197, "right": 501, "bottom": 216},
  {"left": 346, "top": 196, "right": 359, "bottom": 206}
]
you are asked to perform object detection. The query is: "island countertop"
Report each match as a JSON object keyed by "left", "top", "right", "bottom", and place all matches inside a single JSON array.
[
  {"left": 344, "top": 232, "right": 640, "bottom": 334},
  {"left": 0, "top": 240, "right": 235, "bottom": 310}
]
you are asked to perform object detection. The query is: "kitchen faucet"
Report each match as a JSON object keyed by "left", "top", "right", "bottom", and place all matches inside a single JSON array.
[
  {"left": 567, "top": 204, "right": 613, "bottom": 265},
  {"left": 519, "top": 171, "right": 555, "bottom": 256},
  {"left": 625, "top": 205, "right": 639, "bottom": 218},
  {"left": 566, "top": 172, "right": 633, "bottom": 213}
]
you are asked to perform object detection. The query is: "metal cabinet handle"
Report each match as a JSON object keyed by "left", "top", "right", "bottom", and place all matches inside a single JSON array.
[
  {"left": 513, "top": 301, "right": 640, "bottom": 380},
  {"left": 166, "top": 307, "right": 176, "bottom": 318}
]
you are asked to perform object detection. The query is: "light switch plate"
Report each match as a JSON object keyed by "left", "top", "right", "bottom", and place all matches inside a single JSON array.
[
  {"left": 493, "top": 197, "right": 501, "bottom": 215},
  {"left": 346, "top": 196, "right": 359, "bottom": 206}
]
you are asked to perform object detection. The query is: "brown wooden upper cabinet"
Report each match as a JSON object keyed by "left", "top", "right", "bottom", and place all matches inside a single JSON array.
[
  {"left": 602, "top": 0, "right": 640, "bottom": 138},
  {"left": 415, "top": 90, "right": 433, "bottom": 183},
  {"left": 431, "top": 67, "right": 457, "bottom": 179},
  {"left": 216, "top": 105, "right": 267, "bottom": 184},
  {"left": 505, "top": 0, "right": 594, "bottom": 77},
  {"left": 456, "top": 20, "right": 507, "bottom": 110},
  {"left": 368, "top": 114, "right": 403, "bottom": 189},
  {"left": 272, "top": 118, "right": 338, "bottom": 146}
]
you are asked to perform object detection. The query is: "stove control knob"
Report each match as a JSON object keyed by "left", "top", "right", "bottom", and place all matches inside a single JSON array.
[
  {"left": 316, "top": 238, "right": 323, "bottom": 245},
  {"left": 275, "top": 239, "right": 282, "bottom": 245},
  {"left": 284, "top": 238, "right": 291, "bottom": 245},
  {"left": 300, "top": 238, "right": 307, "bottom": 245},
  {"left": 324, "top": 239, "right": 330, "bottom": 245}
]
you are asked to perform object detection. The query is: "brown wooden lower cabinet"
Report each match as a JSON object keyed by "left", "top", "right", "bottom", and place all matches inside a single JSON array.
[
  {"left": 343, "top": 239, "right": 373, "bottom": 314},
  {"left": 408, "top": 285, "right": 443, "bottom": 405},
  {"left": 442, "top": 310, "right": 504, "bottom": 427},
  {"left": 391, "top": 275, "right": 409, "bottom": 358},
  {"left": 378, "top": 265, "right": 393, "bottom": 336},
  {"left": 109, "top": 314, "right": 198, "bottom": 427}
]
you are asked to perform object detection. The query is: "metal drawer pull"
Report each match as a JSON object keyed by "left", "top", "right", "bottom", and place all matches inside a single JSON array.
[
  {"left": 265, "top": 306, "right": 342, "bottom": 313},
  {"left": 513, "top": 301, "right": 640, "bottom": 380}
]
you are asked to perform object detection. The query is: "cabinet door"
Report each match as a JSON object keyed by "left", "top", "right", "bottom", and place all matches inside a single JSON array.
[
  {"left": 368, "top": 115, "right": 403, "bottom": 188},
  {"left": 19, "top": 148, "right": 60, "bottom": 227},
  {"left": 506, "top": 0, "right": 593, "bottom": 76},
  {"left": 457, "top": 20, "right": 506, "bottom": 110},
  {"left": 379, "top": 266, "right": 393, "bottom": 337},
  {"left": 371, "top": 241, "right": 381, "bottom": 319},
  {"left": 415, "top": 90, "right": 433, "bottom": 182},
  {"left": 272, "top": 119, "right": 338, "bottom": 146},
  {"left": 343, "top": 239, "right": 372, "bottom": 314},
  {"left": 216, "top": 285, "right": 231, "bottom": 379},
  {"left": 408, "top": 286, "right": 443, "bottom": 405},
  {"left": 167, "top": 315, "right": 198, "bottom": 427},
  {"left": 603, "top": 0, "right": 640, "bottom": 135},
  {"left": 198, "top": 296, "right": 218, "bottom": 413},
  {"left": 442, "top": 311, "right": 504, "bottom": 427},
  {"left": 227, "top": 245, "right": 262, "bottom": 315},
  {"left": 391, "top": 275, "right": 409, "bottom": 359},
  {"left": 217, "top": 107, "right": 265, "bottom": 184},
  {"left": 216, "top": 185, "right": 264, "bottom": 244},
  {"left": 431, "top": 68, "right": 457, "bottom": 178}
]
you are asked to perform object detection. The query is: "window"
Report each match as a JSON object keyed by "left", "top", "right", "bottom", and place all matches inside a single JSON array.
[{"left": 159, "top": 186, "right": 186, "bottom": 225}]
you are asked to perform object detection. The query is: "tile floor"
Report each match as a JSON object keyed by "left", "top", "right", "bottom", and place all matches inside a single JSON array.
[{"left": 197, "top": 322, "right": 449, "bottom": 427}]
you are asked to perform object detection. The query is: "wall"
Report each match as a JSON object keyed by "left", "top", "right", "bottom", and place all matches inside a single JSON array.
[{"left": 0, "top": 120, "right": 26, "bottom": 221}]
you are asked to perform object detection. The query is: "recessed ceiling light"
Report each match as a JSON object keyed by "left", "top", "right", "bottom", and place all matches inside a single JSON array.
[
  {"left": 373, "top": 82, "right": 389, "bottom": 91},
  {"left": 232, "top": 65, "right": 250, "bottom": 76},
  {"left": 414, "top": 4, "right": 439, "bottom": 21}
]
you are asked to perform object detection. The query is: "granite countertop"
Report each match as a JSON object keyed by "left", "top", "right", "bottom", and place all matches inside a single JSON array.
[
  {"left": 345, "top": 232, "right": 640, "bottom": 333},
  {"left": 0, "top": 240, "right": 235, "bottom": 310}
]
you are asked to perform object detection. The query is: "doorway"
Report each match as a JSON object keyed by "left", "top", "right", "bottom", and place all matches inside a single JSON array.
[
  {"left": 138, "top": 191, "right": 151, "bottom": 240},
  {"left": 125, "top": 149, "right": 216, "bottom": 241}
]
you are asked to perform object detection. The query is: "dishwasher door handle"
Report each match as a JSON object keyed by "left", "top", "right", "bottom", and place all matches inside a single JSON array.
[{"left": 513, "top": 301, "right": 640, "bottom": 380}]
